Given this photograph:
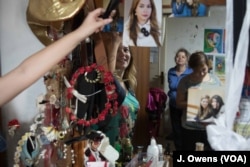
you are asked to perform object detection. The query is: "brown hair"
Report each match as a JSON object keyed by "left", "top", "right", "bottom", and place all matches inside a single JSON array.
[
  {"left": 175, "top": 48, "right": 190, "bottom": 60},
  {"left": 197, "top": 95, "right": 211, "bottom": 119},
  {"left": 188, "top": 51, "right": 212, "bottom": 70},
  {"left": 123, "top": 51, "right": 137, "bottom": 91}
]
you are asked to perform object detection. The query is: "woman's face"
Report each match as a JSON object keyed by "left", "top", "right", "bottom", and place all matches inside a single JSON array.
[
  {"left": 135, "top": 0, "right": 152, "bottom": 24},
  {"left": 201, "top": 98, "right": 209, "bottom": 109},
  {"left": 193, "top": 64, "right": 209, "bottom": 79},
  {"left": 116, "top": 45, "right": 131, "bottom": 71},
  {"left": 175, "top": 51, "right": 188, "bottom": 66},
  {"left": 211, "top": 98, "right": 218, "bottom": 109}
]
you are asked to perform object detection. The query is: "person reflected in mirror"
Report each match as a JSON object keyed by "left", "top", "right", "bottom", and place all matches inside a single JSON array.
[
  {"left": 167, "top": 48, "right": 192, "bottom": 150},
  {"left": 94, "top": 32, "right": 139, "bottom": 158},
  {"left": 176, "top": 51, "right": 222, "bottom": 150},
  {"left": 123, "top": 0, "right": 161, "bottom": 47}
]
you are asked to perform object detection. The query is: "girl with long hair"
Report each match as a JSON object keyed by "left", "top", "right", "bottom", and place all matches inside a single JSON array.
[{"left": 123, "top": 0, "right": 161, "bottom": 47}]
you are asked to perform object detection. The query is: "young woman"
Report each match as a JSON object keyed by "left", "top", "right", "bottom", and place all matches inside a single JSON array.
[
  {"left": 176, "top": 51, "right": 222, "bottom": 150},
  {"left": 167, "top": 48, "right": 192, "bottom": 150},
  {"left": 0, "top": 8, "right": 113, "bottom": 107},
  {"left": 210, "top": 95, "right": 224, "bottom": 118},
  {"left": 90, "top": 33, "right": 139, "bottom": 165},
  {"left": 196, "top": 95, "right": 213, "bottom": 121},
  {"left": 123, "top": 0, "right": 161, "bottom": 47}
]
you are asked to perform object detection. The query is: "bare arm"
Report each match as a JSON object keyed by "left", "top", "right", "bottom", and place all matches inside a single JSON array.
[
  {"left": 101, "top": 32, "right": 122, "bottom": 72},
  {"left": 176, "top": 90, "right": 187, "bottom": 110},
  {"left": 0, "top": 8, "right": 113, "bottom": 106},
  {"left": 176, "top": 79, "right": 188, "bottom": 110}
]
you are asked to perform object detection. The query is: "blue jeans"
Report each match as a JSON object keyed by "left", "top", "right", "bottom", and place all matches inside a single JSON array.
[{"left": 169, "top": 105, "right": 183, "bottom": 150}]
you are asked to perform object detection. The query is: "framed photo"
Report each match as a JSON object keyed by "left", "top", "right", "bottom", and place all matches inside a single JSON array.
[
  {"left": 187, "top": 87, "right": 225, "bottom": 122},
  {"left": 214, "top": 55, "right": 225, "bottom": 76},
  {"left": 204, "top": 29, "right": 225, "bottom": 54}
]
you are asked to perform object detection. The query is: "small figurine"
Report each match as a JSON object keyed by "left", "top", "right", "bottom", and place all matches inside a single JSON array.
[{"left": 84, "top": 131, "right": 107, "bottom": 164}]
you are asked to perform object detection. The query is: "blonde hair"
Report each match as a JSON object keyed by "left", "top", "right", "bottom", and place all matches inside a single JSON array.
[
  {"left": 188, "top": 51, "right": 212, "bottom": 70},
  {"left": 123, "top": 52, "right": 137, "bottom": 91},
  {"left": 197, "top": 95, "right": 211, "bottom": 120}
]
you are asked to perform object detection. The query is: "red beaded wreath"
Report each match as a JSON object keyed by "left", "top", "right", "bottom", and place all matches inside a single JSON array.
[{"left": 65, "top": 63, "right": 118, "bottom": 126}]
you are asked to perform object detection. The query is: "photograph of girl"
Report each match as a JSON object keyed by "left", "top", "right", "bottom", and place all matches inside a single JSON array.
[
  {"left": 187, "top": 88, "right": 225, "bottom": 122},
  {"left": 122, "top": 0, "right": 162, "bottom": 47}
]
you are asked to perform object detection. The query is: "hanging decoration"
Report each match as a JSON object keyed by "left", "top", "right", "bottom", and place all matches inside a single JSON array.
[
  {"left": 13, "top": 113, "right": 45, "bottom": 167},
  {"left": 64, "top": 63, "right": 118, "bottom": 127},
  {"left": 8, "top": 119, "right": 20, "bottom": 137}
]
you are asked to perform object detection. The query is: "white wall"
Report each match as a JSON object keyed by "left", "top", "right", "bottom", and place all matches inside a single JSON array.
[
  {"left": 162, "top": 6, "right": 226, "bottom": 93},
  {"left": 0, "top": 0, "right": 46, "bottom": 166}
]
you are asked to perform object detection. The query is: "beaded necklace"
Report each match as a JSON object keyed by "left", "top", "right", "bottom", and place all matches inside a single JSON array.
[{"left": 65, "top": 63, "right": 118, "bottom": 126}]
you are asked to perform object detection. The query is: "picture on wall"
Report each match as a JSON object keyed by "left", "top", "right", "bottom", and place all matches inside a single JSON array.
[
  {"left": 168, "top": 0, "right": 208, "bottom": 18},
  {"left": 214, "top": 55, "right": 225, "bottom": 76},
  {"left": 204, "top": 29, "right": 225, "bottom": 54},
  {"left": 207, "top": 54, "right": 214, "bottom": 73},
  {"left": 186, "top": 87, "right": 225, "bottom": 123},
  {"left": 122, "top": 0, "right": 162, "bottom": 47}
]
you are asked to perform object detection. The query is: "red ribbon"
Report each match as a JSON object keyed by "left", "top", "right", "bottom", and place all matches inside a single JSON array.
[{"left": 8, "top": 119, "right": 20, "bottom": 128}]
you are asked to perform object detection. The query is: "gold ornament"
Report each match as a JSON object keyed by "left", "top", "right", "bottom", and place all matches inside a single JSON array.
[
  {"left": 26, "top": 0, "right": 86, "bottom": 46},
  {"left": 27, "top": 0, "right": 86, "bottom": 22}
]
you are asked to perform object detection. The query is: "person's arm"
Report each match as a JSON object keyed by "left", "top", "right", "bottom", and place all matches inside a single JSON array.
[
  {"left": 176, "top": 78, "right": 188, "bottom": 109},
  {"left": 101, "top": 32, "right": 122, "bottom": 72},
  {"left": 113, "top": 78, "right": 126, "bottom": 106},
  {"left": 0, "top": 8, "right": 113, "bottom": 106}
]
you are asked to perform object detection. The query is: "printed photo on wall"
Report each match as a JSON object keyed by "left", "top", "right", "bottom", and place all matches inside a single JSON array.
[
  {"left": 207, "top": 54, "right": 214, "bottom": 73},
  {"left": 204, "top": 29, "right": 225, "bottom": 54},
  {"left": 122, "top": 0, "right": 162, "bottom": 47},
  {"left": 214, "top": 55, "right": 225, "bottom": 77},
  {"left": 187, "top": 87, "right": 225, "bottom": 123},
  {"left": 168, "top": 0, "right": 208, "bottom": 18}
]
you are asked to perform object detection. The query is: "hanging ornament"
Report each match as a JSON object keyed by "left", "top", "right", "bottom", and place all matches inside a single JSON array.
[
  {"left": 64, "top": 63, "right": 118, "bottom": 127},
  {"left": 8, "top": 119, "right": 20, "bottom": 137}
]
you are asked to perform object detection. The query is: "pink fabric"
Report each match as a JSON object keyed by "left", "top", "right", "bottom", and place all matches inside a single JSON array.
[{"left": 146, "top": 88, "right": 167, "bottom": 111}]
